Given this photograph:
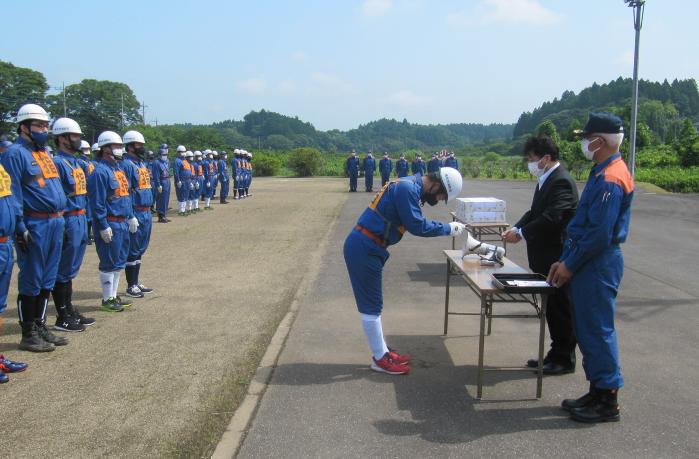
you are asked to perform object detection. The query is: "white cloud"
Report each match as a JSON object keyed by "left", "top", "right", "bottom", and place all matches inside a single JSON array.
[
  {"left": 387, "top": 90, "right": 428, "bottom": 107},
  {"left": 450, "top": 0, "right": 561, "bottom": 27},
  {"left": 277, "top": 80, "right": 297, "bottom": 93},
  {"left": 235, "top": 77, "right": 266, "bottom": 94},
  {"left": 291, "top": 51, "right": 309, "bottom": 63},
  {"left": 362, "top": 0, "right": 392, "bottom": 17}
]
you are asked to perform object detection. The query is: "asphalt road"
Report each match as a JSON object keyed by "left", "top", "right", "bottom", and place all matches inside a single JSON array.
[{"left": 238, "top": 179, "right": 699, "bottom": 458}]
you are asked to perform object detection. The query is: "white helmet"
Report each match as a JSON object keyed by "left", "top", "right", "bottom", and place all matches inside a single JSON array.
[
  {"left": 194, "top": 150, "right": 202, "bottom": 157},
  {"left": 212, "top": 151, "right": 218, "bottom": 156},
  {"left": 122, "top": 130, "right": 145, "bottom": 144},
  {"left": 51, "top": 117, "right": 83, "bottom": 135},
  {"left": 80, "top": 140, "right": 90, "bottom": 150},
  {"left": 233, "top": 148, "right": 240, "bottom": 154},
  {"left": 17, "top": 103, "right": 49, "bottom": 123},
  {"left": 185, "top": 151, "right": 193, "bottom": 158},
  {"left": 203, "top": 149, "right": 211, "bottom": 155},
  {"left": 176, "top": 145, "right": 186, "bottom": 152},
  {"left": 91, "top": 142, "right": 99, "bottom": 152},
  {"left": 97, "top": 131, "right": 123, "bottom": 147},
  {"left": 439, "top": 167, "right": 463, "bottom": 203}
]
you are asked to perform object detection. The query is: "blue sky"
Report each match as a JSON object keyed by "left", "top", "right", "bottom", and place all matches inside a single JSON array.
[{"left": 2, "top": 0, "right": 696, "bottom": 130}]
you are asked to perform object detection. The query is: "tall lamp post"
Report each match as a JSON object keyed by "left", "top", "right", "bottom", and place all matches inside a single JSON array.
[{"left": 625, "top": 0, "right": 645, "bottom": 177}]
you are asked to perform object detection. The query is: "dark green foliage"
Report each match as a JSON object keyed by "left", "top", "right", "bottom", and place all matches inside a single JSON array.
[
  {"left": 252, "top": 154, "right": 282, "bottom": 176},
  {"left": 0, "top": 61, "right": 49, "bottom": 134},
  {"left": 288, "top": 148, "right": 324, "bottom": 177}
]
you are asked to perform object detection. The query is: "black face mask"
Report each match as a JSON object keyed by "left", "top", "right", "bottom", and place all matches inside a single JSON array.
[
  {"left": 133, "top": 146, "right": 146, "bottom": 157},
  {"left": 420, "top": 191, "right": 439, "bottom": 207},
  {"left": 70, "top": 138, "right": 82, "bottom": 152}
]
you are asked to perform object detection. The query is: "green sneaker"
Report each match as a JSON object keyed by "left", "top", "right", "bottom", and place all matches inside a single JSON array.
[
  {"left": 115, "top": 296, "right": 133, "bottom": 309},
  {"left": 101, "top": 297, "right": 124, "bottom": 313},
  {"left": 178, "top": 212, "right": 186, "bottom": 217}
]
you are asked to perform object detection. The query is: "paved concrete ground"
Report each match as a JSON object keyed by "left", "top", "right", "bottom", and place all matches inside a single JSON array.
[
  {"left": 0, "top": 178, "right": 346, "bottom": 458},
  {"left": 239, "top": 179, "right": 699, "bottom": 458}
]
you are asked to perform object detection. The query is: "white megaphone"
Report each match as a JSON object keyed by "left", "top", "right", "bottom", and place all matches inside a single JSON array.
[{"left": 462, "top": 231, "right": 506, "bottom": 266}]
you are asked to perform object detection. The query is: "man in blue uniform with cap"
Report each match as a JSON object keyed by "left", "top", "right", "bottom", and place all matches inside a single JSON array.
[
  {"left": 444, "top": 152, "right": 458, "bottom": 170},
  {"left": 379, "top": 153, "right": 392, "bottom": 187},
  {"left": 218, "top": 151, "right": 230, "bottom": 204},
  {"left": 202, "top": 150, "right": 216, "bottom": 209},
  {"left": 548, "top": 112, "right": 634, "bottom": 423},
  {"left": 51, "top": 118, "right": 96, "bottom": 332},
  {"left": 411, "top": 155, "right": 426, "bottom": 175},
  {"left": 122, "top": 130, "right": 155, "bottom": 298},
  {"left": 363, "top": 153, "right": 376, "bottom": 192},
  {"left": 153, "top": 144, "right": 172, "bottom": 222},
  {"left": 173, "top": 146, "right": 192, "bottom": 216},
  {"left": 344, "top": 167, "right": 466, "bottom": 375},
  {"left": 88, "top": 131, "right": 139, "bottom": 312},
  {"left": 427, "top": 153, "right": 442, "bottom": 174},
  {"left": 0, "top": 146, "right": 29, "bottom": 380},
  {"left": 395, "top": 154, "right": 409, "bottom": 178},
  {"left": 1, "top": 104, "right": 69, "bottom": 352},
  {"left": 346, "top": 151, "right": 359, "bottom": 192}
]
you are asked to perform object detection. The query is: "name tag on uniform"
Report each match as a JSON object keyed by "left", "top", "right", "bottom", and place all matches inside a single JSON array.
[
  {"left": 72, "top": 167, "right": 87, "bottom": 195},
  {"left": 137, "top": 167, "right": 151, "bottom": 189},
  {"left": 114, "top": 170, "right": 130, "bottom": 197},
  {"left": 0, "top": 164, "right": 12, "bottom": 197}
]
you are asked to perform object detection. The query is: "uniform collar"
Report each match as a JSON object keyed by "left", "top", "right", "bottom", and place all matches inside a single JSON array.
[
  {"left": 538, "top": 162, "right": 560, "bottom": 188},
  {"left": 57, "top": 150, "right": 76, "bottom": 159},
  {"left": 593, "top": 152, "right": 621, "bottom": 174}
]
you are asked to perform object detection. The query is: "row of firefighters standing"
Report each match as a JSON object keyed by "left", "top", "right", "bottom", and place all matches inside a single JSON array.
[
  {"left": 345, "top": 151, "right": 459, "bottom": 192},
  {"left": 0, "top": 103, "right": 254, "bottom": 383}
]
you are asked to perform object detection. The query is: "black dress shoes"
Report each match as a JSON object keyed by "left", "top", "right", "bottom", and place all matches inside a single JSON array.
[{"left": 527, "top": 358, "right": 575, "bottom": 375}]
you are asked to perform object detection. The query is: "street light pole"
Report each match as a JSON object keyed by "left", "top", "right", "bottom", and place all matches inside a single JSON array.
[{"left": 625, "top": 0, "right": 645, "bottom": 177}]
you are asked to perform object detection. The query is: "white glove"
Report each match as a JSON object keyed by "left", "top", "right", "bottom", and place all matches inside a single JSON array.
[
  {"left": 177, "top": 181, "right": 182, "bottom": 188},
  {"left": 195, "top": 182, "right": 200, "bottom": 190},
  {"left": 157, "top": 185, "right": 163, "bottom": 193},
  {"left": 189, "top": 182, "right": 194, "bottom": 190},
  {"left": 449, "top": 222, "right": 466, "bottom": 237},
  {"left": 206, "top": 181, "right": 210, "bottom": 188},
  {"left": 100, "top": 227, "right": 113, "bottom": 243},
  {"left": 128, "top": 217, "right": 139, "bottom": 234}
]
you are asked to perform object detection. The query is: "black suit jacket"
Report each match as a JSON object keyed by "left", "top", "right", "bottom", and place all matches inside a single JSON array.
[{"left": 515, "top": 165, "right": 579, "bottom": 275}]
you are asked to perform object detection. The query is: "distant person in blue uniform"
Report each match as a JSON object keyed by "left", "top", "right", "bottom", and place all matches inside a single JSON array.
[
  {"left": 346, "top": 151, "right": 359, "bottom": 192},
  {"left": 362, "top": 153, "right": 376, "bottom": 192},
  {"left": 411, "top": 155, "right": 426, "bottom": 175},
  {"left": 427, "top": 153, "right": 442, "bottom": 173},
  {"left": 395, "top": 154, "right": 409, "bottom": 178},
  {"left": 218, "top": 151, "right": 230, "bottom": 204},
  {"left": 444, "top": 152, "right": 458, "bottom": 170},
  {"left": 153, "top": 144, "right": 172, "bottom": 222},
  {"left": 548, "top": 113, "right": 634, "bottom": 424},
  {"left": 343, "top": 167, "right": 465, "bottom": 375},
  {"left": 211, "top": 151, "right": 219, "bottom": 198},
  {"left": 379, "top": 153, "right": 392, "bottom": 187},
  {"left": 202, "top": 150, "right": 215, "bottom": 210},
  {"left": 173, "top": 145, "right": 192, "bottom": 216},
  {"left": 1, "top": 104, "right": 70, "bottom": 352},
  {"left": 79, "top": 140, "right": 96, "bottom": 244},
  {"left": 190, "top": 151, "right": 203, "bottom": 212}
]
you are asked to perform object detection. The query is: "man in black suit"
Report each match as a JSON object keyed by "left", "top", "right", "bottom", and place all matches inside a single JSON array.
[{"left": 502, "top": 135, "right": 579, "bottom": 375}]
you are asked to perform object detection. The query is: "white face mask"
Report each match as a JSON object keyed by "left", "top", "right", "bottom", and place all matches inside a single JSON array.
[
  {"left": 581, "top": 138, "right": 600, "bottom": 160},
  {"left": 527, "top": 160, "right": 545, "bottom": 178},
  {"left": 111, "top": 147, "right": 123, "bottom": 158}
]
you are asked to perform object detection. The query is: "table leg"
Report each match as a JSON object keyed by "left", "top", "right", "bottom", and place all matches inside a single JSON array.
[
  {"left": 443, "top": 259, "right": 451, "bottom": 335},
  {"left": 486, "top": 297, "right": 492, "bottom": 336},
  {"left": 536, "top": 294, "right": 548, "bottom": 399},
  {"left": 477, "top": 293, "right": 487, "bottom": 399},
  {"left": 451, "top": 215, "right": 456, "bottom": 250}
]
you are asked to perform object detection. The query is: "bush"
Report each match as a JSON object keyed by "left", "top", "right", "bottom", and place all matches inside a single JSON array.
[
  {"left": 636, "top": 145, "right": 680, "bottom": 168},
  {"left": 287, "top": 147, "right": 324, "bottom": 177},
  {"left": 253, "top": 154, "right": 282, "bottom": 176},
  {"left": 635, "top": 166, "right": 699, "bottom": 192}
]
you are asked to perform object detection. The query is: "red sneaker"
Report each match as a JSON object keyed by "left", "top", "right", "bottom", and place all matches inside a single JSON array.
[
  {"left": 371, "top": 353, "right": 410, "bottom": 375},
  {"left": 387, "top": 348, "right": 411, "bottom": 365}
]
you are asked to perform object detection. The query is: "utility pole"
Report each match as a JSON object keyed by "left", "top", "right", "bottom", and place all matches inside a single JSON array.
[
  {"left": 120, "top": 94, "right": 125, "bottom": 129},
  {"left": 62, "top": 82, "right": 66, "bottom": 117},
  {"left": 625, "top": 0, "right": 645, "bottom": 177},
  {"left": 141, "top": 101, "right": 146, "bottom": 124}
]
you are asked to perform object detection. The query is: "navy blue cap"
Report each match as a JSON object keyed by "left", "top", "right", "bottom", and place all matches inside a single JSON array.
[
  {"left": 159, "top": 143, "right": 168, "bottom": 149},
  {"left": 579, "top": 112, "right": 624, "bottom": 136}
]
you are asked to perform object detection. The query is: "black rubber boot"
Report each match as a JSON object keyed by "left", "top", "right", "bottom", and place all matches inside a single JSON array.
[
  {"left": 570, "top": 388, "right": 620, "bottom": 423},
  {"left": 36, "top": 290, "right": 69, "bottom": 345},
  {"left": 562, "top": 383, "right": 596, "bottom": 412},
  {"left": 19, "top": 321, "right": 55, "bottom": 352}
]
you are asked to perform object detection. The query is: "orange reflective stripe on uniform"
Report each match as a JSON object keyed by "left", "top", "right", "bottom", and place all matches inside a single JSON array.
[
  {"left": 32, "top": 150, "right": 59, "bottom": 187},
  {"left": 61, "top": 158, "right": 87, "bottom": 196},
  {"left": 137, "top": 167, "right": 151, "bottom": 189},
  {"left": 599, "top": 157, "right": 635, "bottom": 194},
  {"left": 368, "top": 179, "right": 406, "bottom": 240},
  {"left": 114, "top": 170, "right": 130, "bottom": 197},
  {"left": 0, "top": 164, "right": 12, "bottom": 198},
  {"left": 87, "top": 163, "right": 95, "bottom": 174}
]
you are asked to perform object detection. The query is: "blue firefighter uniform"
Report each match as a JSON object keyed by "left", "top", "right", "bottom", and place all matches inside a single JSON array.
[
  {"left": 79, "top": 154, "right": 96, "bottom": 236},
  {"left": 247, "top": 158, "right": 253, "bottom": 195},
  {"left": 211, "top": 158, "right": 219, "bottom": 197},
  {"left": 218, "top": 157, "right": 229, "bottom": 201},
  {"left": 444, "top": 156, "right": 458, "bottom": 170},
  {"left": 122, "top": 153, "right": 153, "bottom": 263},
  {"left": 192, "top": 160, "right": 204, "bottom": 201},
  {"left": 346, "top": 155, "right": 359, "bottom": 192},
  {"left": 560, "top": 153, "right": 634, "bottom": 390},
  {"left": 153, "top": 156, "right": 171, "bottom": 218},
  {"left": 379, "top": 157, "right": 392, "bottom": 186},
  {"left": 363, "top": 156, "right": 376, "bottom": 192},
  {"left": 203, "top": 157, "right": 216, "bottom": 200},
  {"left": 87, "top": 159, "right": 133, "bottom": 273},
  {"left": 411, "top": 158, "right": 426, "bottom": 175},
  {"left": 1, "top": 137, "right": 67, "bottom": 298},
  {"left": 53, "top": 150, "right": 89, "bottom": 284},
  {"left": 427, "top": 157, "right": 442, "bottom": 173},
  {"left": 173, "top": 156, "right": 192, "bottom": 205},
  {"left": 0, "top": 163, "right": 17, "bottom": 314},
  {"left": 343, "top": 176, "right": 451, "bottom": 315},
  {"left": 395, "top": 158, "right": 409, "bottom": 178}
]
